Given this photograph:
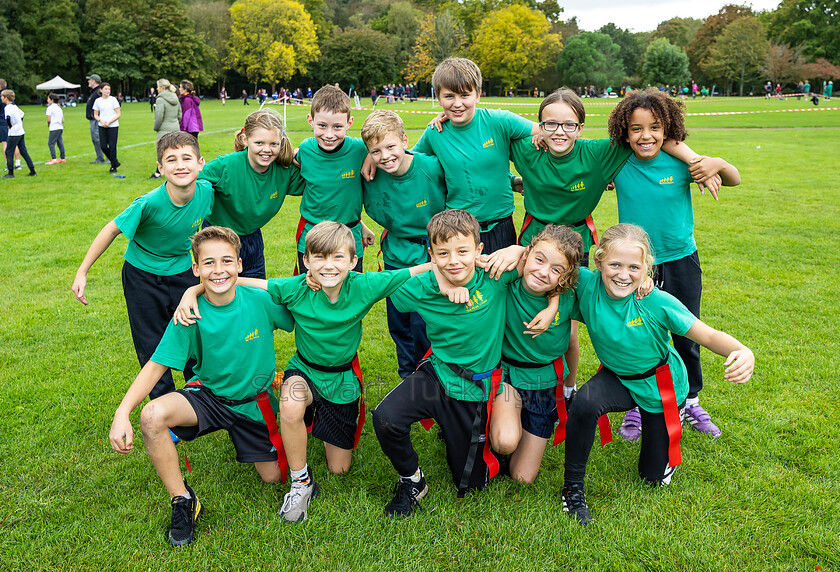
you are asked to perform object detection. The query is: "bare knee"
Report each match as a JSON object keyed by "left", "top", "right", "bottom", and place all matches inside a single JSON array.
[
  {"left": 511, "top": 467, "right": 538, "bottom": 484},
  {"left": 279, "top": 399, "right": 306, "bottom": 426},
  {"left": 255, "top": 462, "right": 282, "bottom": 483},
  {"left": 139, "top": 402, "right": 166, "bottom": 437},
  {"left": 491, "top": 429, "right": 520, "bottom": 455},
  {"left": 327, "top": 459, "right": 351, "bottom": 475}
]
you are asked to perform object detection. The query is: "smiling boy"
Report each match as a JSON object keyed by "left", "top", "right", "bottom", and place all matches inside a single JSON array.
[
  {"left": 360, "top": 110, "right": 446, "bottom": 377},
  {"left": 73, "top": 131, "right": 214, "bottom": 400},
  {"left": 296, "top": 85, "right": 374, "bottom": 273},
  {"left": 109, "top": 226, "right": 295, "bottom": 546}
]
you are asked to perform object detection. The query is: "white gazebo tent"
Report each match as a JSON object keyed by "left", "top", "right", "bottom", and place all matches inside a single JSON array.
[{"left": 35, "top": 76, "right": 81, "bottom": 91}]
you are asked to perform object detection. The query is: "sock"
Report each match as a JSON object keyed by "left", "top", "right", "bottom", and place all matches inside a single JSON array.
[
  {"left": 685, "top": 396, "right": 700, "bottom": 408},
  {"left": 172, "top": 491, "right": 191, "bottom": 501},
  {"left": 563, "top": 385, "right": 576, "bottom": 399},
  {"left": 290, "top": 464, "right": 311, "bottom": 486},
  {"left": 402, "top": 467, "right": 422, "bottom": 483},
  {"left": 15, "top": 160, "right": 21, "bottom": 167}
]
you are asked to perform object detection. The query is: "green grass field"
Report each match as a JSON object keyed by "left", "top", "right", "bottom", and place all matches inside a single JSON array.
[{"left": 1, "top": 96, "right": 839, "bottom": 571}]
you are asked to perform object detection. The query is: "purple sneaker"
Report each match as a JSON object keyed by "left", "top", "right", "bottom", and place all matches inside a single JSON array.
[
  {"left": 618, "top": 407, "right": 642, "bottom": 442},
  {"left": 682, "top": 404, "right": 721, "bottom": 436}
]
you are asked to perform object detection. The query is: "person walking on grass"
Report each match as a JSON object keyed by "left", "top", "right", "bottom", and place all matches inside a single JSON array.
[
  {"left": 2, "top": 89, "right": 36, "bottom": 178},
  {"left": 93, "top": 83, "right": 121, "bottom": 174},
  {"left": 45, "top": 92, "right": 66, "bottom": 164},
  {"left": 178, "top": 80, "right": 203, "bottom": 140},
  {"left": 86, "top": 74, "right": 107, "bottom": 164}
]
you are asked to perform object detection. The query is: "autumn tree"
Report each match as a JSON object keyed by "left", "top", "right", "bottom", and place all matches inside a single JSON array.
[
  {"left": 702, "top": 16, "right": 768, "bottom": 96},
  {"left": 405, "top": 11, "right": 466, "bottom": 84},
  {"left": 471, "top": 4, "right": 561, "bottom": 90},
  {"left": 556, "top": 32, "right": 623, "bottom": 89},
  {"left": 650, "top": 17, "right": 702, "bottom": 49},
  {"left": 686, "top": 5, "right": 753, "bottom": 84},
  {"left": 764, "top": 43, "right": 809, "bottom": 85},
  {"left": 642, "top": 38, "right": 690, "bottom": 86},
  {"left": 319, "top": 28, "right": 396, "bottom": 91},
  {"left": 227, "top": 0, "right": 319, "bottom": 89}
]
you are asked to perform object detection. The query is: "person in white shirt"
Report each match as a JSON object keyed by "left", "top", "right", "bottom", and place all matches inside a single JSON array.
[
  {"left": 1, "top": 88, "right": 36, "bottom": 178},
  {"left": 93, "top": 82, "right": 122, "bottom": 173},
  {"left": 46, "top": 92, "right": 66, "bottom": 164}
]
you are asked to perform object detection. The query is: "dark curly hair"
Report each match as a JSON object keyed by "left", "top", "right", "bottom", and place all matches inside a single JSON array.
[{"left": 608, "top": 88, "right": 688, "bottom": 147}]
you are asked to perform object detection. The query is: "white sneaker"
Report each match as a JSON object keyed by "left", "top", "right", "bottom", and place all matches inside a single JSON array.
[{"left": 279, "top": 480, "right": 318, "bottom": 523}]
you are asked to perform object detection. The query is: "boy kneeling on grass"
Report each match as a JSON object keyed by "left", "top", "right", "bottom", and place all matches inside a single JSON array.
[{"left": 109, "top": 226, "right": 294, "bottom": 546}]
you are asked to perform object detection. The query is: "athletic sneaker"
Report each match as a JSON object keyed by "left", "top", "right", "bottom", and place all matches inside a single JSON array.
[
  {"left": 168, "top": 481, "right": 203, "bottom": 546},
  {"left": 279, "top": 480, "right": 319, "bottom": 523},
  {"left": 561, "top": 482, "right": 592, "bottom": 525},
  {"left": 2, "top": 174, "right": 14, "bottom": 179},
  {"left": 618, "top": 407, "right": 642, "bottom": 442},
  {"left": 682, "top": 404, "right": 721, "bottom": 437},
  {"left": 47, "top": 159, "right": 61, "bottom": 165},
  {"left": 59, "top": 159, "right": 66, "bottom": 163},
  {"left": 384, "top": 471, "right": 428, "bottom": 517},
  {"left": 109, "top": 167, "right": 117, "bottom": 174},
  {"left": 27, "top": 172, "right": 37, "bottom": 177}
]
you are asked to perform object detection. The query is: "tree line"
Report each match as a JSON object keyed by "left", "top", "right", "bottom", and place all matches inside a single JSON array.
[{"left": 2, "top": 0, "right": 838, "bottom": 99}]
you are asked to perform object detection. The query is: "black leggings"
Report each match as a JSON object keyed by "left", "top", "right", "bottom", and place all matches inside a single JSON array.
[
  {"left": 565, "top": 368, "right": 683, "bottom": 485},
  {"left": 5, "top": 135, "right": 35, "bottom": 174},
  {"left": 98, "top": 125, "right": 119, "bottom": 169}
]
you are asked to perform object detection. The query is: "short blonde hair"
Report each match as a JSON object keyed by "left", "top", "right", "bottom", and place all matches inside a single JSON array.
[
  {"left": 311, "top": 85, "right": 351, "bottom": 120},
  {"left": 191, "top": 226, "right": 241, "bottom": 261},
  {"left": 233, "top": 109, "right": 294, "bottom": 168},
  {"left": 305, "top": 221, "right": 356, "bottom": 259},
  {"left": 361, "top": 110, "right": 405, "bottom": 147},
  {"left": 427, "top": 209, "right": 480, "bottom": 247},
  {"left": 432, "top": 58, "right": 482, "bottom": 96},
  {"left": 594, "top": 224, "right": 656, "bottom": 279}
]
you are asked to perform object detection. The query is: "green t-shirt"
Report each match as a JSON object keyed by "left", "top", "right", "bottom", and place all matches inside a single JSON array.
[
  {"left": 199, "top": 150, "right": 305, "bottom": 236},
  {"left": 114, "top": 179, "right": 214, "bottom": 275},
  {"left": 615, "top": 152, "right": 697, "bottom": 264},
  {"left": 267, "top": 268, "right": 411, "bottom": 403},
  {"left": 390, "top": 267, "right": 518, "bottom": 401},
  {"left": 575, "top": 268, "right": 696, "bottom": 412},
  {"left": 298, "top": 136, "right": 369, "bottom": 256},
  {"left": 151, "top": 286, "right": 295, "bottom": 423},
  {"left": 413, "top": 108, "right": 533, "bottom": 226},
  {"left": 362, "top": 151, "right": 446, "bottom": 268},
  {"left": 501, "top": 281, "right": 581, "bottom": 390},
  {"left": 510, "top": 137, "right": 632, "bottom": 250}
]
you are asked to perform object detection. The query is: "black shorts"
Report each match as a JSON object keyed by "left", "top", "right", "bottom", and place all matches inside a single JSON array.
[
  {"left": 284, "top": 368, "right": 359, "bottom": 450},
  {"left": 171, "top": 386, "right": 276, "bottom": 463},
  {"left": 509, "top": 383, "right": 557, "bottom": 439},
  {"left": 480, "top": 215, "right": 516, "bottom": 255}
]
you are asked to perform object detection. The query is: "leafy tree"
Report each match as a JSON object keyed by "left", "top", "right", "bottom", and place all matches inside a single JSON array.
[
  {"left": 701, "top": 16, "right": 767, "bottom": 96},
  {"left": 85, "top": 7, "right": 144, "bottom": 87},
  {"left": 556, "top": 32, "right": 623, "bottom": 89},
  {"left": 598, "top": 22, "right": 643, "bottom": 76},
  {"left": 642, "top": 38, "right": 690, "bottom": 86},
  {"left": 457, "top": 0, "right": 563, "bottom": 38},
  {"left": 650, "top": 17, "right": 702, "bottom": 48},
  {"left": 13, "top": 0, "right": 81, "bottom": 80},
  {"left": 555, "top": 16, "right": 580, "bottom": 43},
  {"left": 0, "top": 15, "right": 29, "bottom": 93},
  {"left": 385, "top": 2, "right": 423, "bottom": 72},
  {"left": 188, "top": 1, "right": 232, "bottom": 87},
  {"left": 405, "top": 11, "right": 466, "bottom": 84},
  {"left": 141, "top": 0, "right": 214, "bottom": 86},
  {"left": 319, "top": 28, "right": 395, "bottom": 90},
  {"left": 765, "top": 0, "right": 840, "bottom": 64},
  {"left": 802, "top": 58, "right": 840, "bottom": 84},
  {"left": 764, "top": 43, "right": 809, "bottom": 85},
  {"left": 302, "top": 0, "right": 332, "bottom": 42},
  {"left": 686, "top": 5, "right": 753, "bottom": 84},
  {"left": 471, "top": 4, "right": 561, "bottom": 89},
  {"left": 227, "top": 0, "right": 320, "bottom": 88}
]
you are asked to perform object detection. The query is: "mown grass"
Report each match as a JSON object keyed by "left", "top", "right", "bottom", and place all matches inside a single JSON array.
[{"left": 1, "top": 97, "right": 838, "bottom": 571}]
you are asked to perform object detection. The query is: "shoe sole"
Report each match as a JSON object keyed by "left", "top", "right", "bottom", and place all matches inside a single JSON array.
[{"left": 280, "top": 482, "right": 319, "bottom": 524}]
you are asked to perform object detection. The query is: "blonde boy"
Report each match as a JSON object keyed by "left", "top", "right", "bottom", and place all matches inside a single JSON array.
[{"left": 361, "top": 110, "right": 446, "bottom": 377}]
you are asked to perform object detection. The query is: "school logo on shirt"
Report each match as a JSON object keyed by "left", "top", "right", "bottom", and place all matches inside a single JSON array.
[
  {"left": 570, "top": 181, "right": 586, "bottom": 192},
  {"left": 626, "top": 316, "right": 644, "bottom": 327},
  {"left": 191, "top": 218, "right": 203, "bottom": 228},
  {"left": 270, "top": 191, "right": 279, "bottom": 199},
  {"left": 551, "top": 312, "right": 561, "bottom": 326},
  {"left": 466, "top": 290, "right": 486, "bottom": 312},
  {"left": 245, "top": 329, "right": 260, "bottom": 341},
  {"left": 416, "top": 199, "right": 427, "bottom": 208},
  {"left": 341, "top": 169, "right": 356, "bottom": 180},
  {"left": 482, "top": 138, "right": 495, "bottom": 149},
  {"left": 659, "top": 176, "right": 674, "bottom": 185}
]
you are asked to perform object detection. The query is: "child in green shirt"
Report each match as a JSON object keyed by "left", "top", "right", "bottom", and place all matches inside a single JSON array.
[
  {"left": 360, "top": 110, "right": 447, "bottom": 377},
  {"left": 109, "top": 226, "right": 295, "bottom": 546},
  {"left": 561, "top": 224, "right": 753, "bottom": 525},
  {"left": 73, "top": 132, "right": 214, "bottom": 401},
  {"left": 296, "top": 85, "right": 375, "bottom": 273}
]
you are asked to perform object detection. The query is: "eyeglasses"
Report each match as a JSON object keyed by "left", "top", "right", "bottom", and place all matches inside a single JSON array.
[{"left": 540, "top": 121, "right": 581, "bottom": 133}]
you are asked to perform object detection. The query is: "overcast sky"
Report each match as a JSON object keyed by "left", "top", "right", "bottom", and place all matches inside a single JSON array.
[{"left": 561, "top": 0, "right": 782, "bottom": 32}]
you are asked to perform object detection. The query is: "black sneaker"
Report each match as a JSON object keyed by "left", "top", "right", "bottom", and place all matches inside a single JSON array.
[
  {"left": 109, "top": 167, "right": 116, "bottom": 174},
  {"left": 384, "top": 470, "right": 428, "bottom": 517},
  {"left": 565, "top": 389, "right": 577, "bottom": 412},
  {"left": 1, "top": 174, "right": 13, "bottom": 179},
  {"left": 27, "top": 172, "right": 37, "bottom": 177},
  {"left": 561, "top": 482, "right": 592, "bottom": 525},
  {"left": 168, "top": 481, "right": 203, "bottom": 546}
]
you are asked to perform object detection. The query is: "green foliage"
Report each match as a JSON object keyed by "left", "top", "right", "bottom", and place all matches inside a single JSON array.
[
  {"left": 85, "top": 8, "right": 144, "bottom": 85},
  {"left": 470, "top": 4, "right": 561, "bottom": 88},
  {"left": 686, "top": 5, "right": 754, "bottom": 84},
  {"left": 227, "top": 0, "right": 320, "bottom": 86},
  {"left": 302, "top": 0, "right": 333, "bottom": 42},
  {"left": 0, "top": 15, "right": 29, "bottom": 91},
  {"left": 13, "top": 0, "right": 80, "bottom": 80},
  {"left": 765, "top": 0, "right": 840, "bottom": 65},
  {"left": 642, "top": 37, "right": 690, "bottom": 86},
  {"left": 405, "top": 11, "right": 466, "bottom": 83},
  {"left": 764, "top": 43, "right": 809, "bottom": 85},
  {"left": 649, "top": 16, "right": 702, "bottom": 48},
  {"left": 187, "top": 1, "right": 232, "bottom": 86},
  {"left": 702, "top": 16, "right": 768, "bottom": 96},
  {"left": 318, "top": 28, "right": 396, "bottom": 90},
  {"left": 385, "top": 1, "right": 423, "bottom": 72},
  {"left": 556, "top": 32, "right": 623, "bottom": 89},
  {"left": 598, "top": 23, "right": 643, "bottom": 76}
]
